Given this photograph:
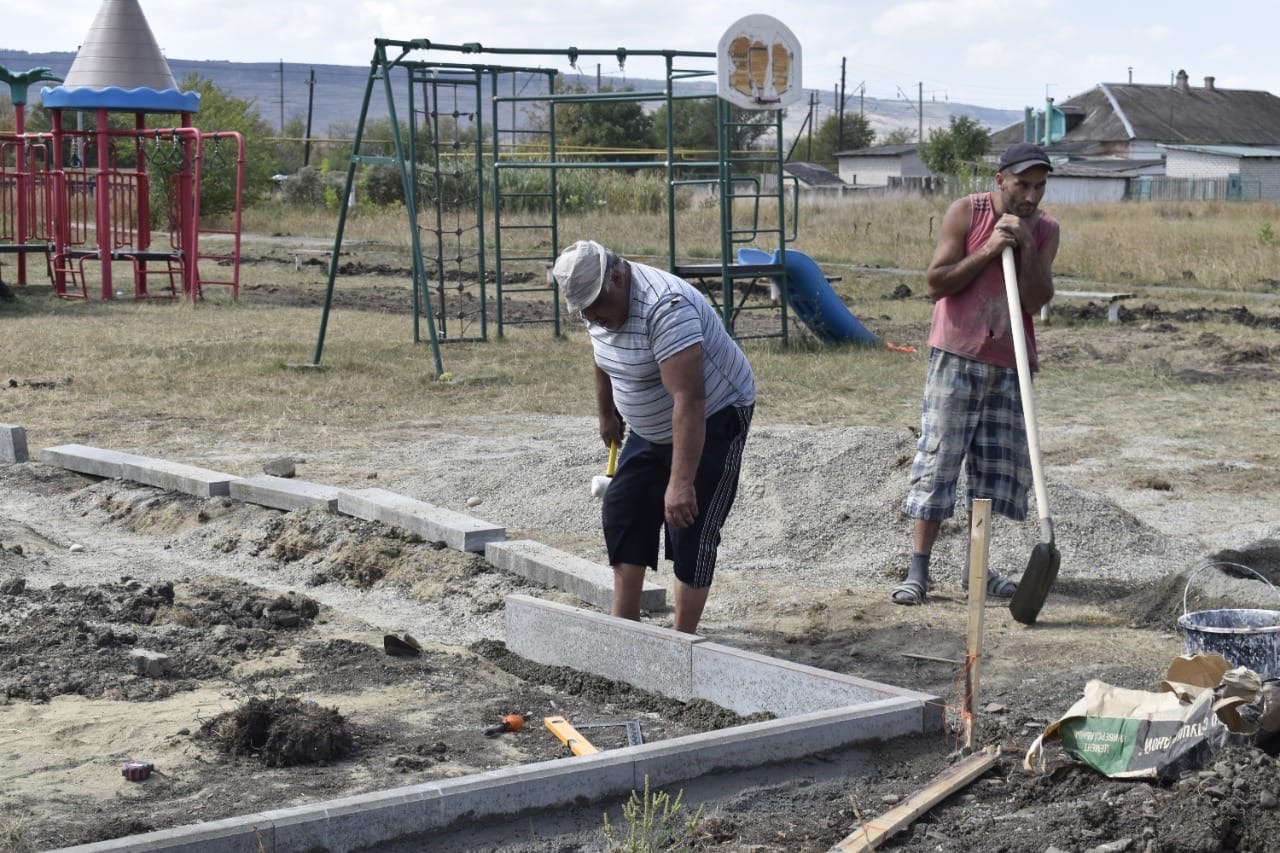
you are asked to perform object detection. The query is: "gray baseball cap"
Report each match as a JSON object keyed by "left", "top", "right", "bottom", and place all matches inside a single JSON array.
[{"left": 552, "top": 240, "right": 608, "bottom": 312}]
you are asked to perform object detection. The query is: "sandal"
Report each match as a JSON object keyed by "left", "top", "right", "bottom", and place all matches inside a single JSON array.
[
  {"left": 987, "top": 573, "right": 1018, "bottom": 598},
  {"left": 963, "top": 571, "right": 1019, "bottom": 598},
  {"left": 891, "top": 578, "right": 928, "bottom": 606}
]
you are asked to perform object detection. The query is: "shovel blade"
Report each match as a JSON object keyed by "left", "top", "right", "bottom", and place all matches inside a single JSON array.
[{"left": 1009, "top": 542, "right": 1061, "bottom": 625}]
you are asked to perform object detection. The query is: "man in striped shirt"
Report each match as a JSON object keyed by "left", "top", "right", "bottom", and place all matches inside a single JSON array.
[{"left": 553, "top": 240, "right": 756, "bottom": 635}]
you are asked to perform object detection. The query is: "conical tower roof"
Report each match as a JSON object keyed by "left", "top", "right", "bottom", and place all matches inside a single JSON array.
[
  {"left": 40, "top": 0, "right": 198, "bottom": 113},
  {"left": 65, "top": 0, "right": 178, "bottom": 91}
]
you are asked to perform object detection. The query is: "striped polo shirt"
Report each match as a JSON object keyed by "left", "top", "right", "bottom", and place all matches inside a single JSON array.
[{"left": 587, "top": 261, "right": 756, "bottom": 443}]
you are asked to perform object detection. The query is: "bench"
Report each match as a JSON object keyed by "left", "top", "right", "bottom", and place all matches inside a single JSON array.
[
  {"left": 289, "top": 249, "right": 333, "bottom": 271},
  {"left": 0, "top": 243, "right": 55, "bottom": 285},
  {"left": 0, "top": 243, "right": 54, "bottom": 254},
  {"left": 1040, "top": 290, "right": 1137, "bottom": 324},
  {"left": 673, "top": 262, "right": 842, "bottom": 307},
  {"left": 53, "top": 249, "right": 184, "bottom": 300}
]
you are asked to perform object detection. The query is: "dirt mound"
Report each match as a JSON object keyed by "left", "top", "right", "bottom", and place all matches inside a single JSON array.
[
  {"left": 199, "top": 694, "right": 355, "bottom": 767},
  {"left": 1117, "top": 545, "right": 1280, "bottom": 629}
]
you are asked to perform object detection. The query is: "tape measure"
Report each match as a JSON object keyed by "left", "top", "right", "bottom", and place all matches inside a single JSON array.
[
  {"left": 122, "top": 760, "right": 153, "bottom": 782},
  {"left": 483, "top": 712, "right": 530, "bottom": 736}
]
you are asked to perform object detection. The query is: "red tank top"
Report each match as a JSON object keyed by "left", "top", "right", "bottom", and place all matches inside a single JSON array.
[{"left": 926, "top": 193, "right": 1057, "bottom": 371}]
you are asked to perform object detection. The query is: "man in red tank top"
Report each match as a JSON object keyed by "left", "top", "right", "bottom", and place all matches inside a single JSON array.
[{"left": 893, "top": 142, "right": 1061, "bottom": 605}]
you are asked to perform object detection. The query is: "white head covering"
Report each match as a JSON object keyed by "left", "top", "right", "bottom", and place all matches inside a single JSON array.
[{"left": 552, "top": 240, "right": 608, "bottom": 312}]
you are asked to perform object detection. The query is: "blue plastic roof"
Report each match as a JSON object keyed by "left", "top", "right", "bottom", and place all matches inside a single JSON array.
[{"left": 39, "top": 85, "right": 200, "bottom": 113}]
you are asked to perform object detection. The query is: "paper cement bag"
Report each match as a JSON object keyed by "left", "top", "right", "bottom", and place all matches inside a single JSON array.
[{"left": 1024, "top": 679, "right": 1226, "bottom": 780}]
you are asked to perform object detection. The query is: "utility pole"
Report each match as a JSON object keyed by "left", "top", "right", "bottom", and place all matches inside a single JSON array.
[
  {"left": 898, "top": 84, "right": 924, "bottom": 142},
  {"left": 838, "top": 57, "right": 847, "bottom": 150},
  {"left": 807, "top": 90, "right": 816, "bottom": 160},
  {"left": 918, "top": 81, "right": 923, "bottom": 143},
  {"left": 277, "top": 59, "right": 285, "bottom": 132},
  {"left": 304, "top": 67, "right": 316, "bottom": 167}
]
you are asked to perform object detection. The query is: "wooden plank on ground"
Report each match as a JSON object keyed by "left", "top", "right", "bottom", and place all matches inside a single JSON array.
[{"left": 830, "top": 746, "right": 999, "bottom": 852}]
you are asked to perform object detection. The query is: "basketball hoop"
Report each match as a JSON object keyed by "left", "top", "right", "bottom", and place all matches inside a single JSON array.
[{"left": 717, "top": 15, "right": 803, "bottom": 110}]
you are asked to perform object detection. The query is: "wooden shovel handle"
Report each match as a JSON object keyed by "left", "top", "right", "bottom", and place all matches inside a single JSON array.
[{"left": 1001, "top": 247, "right": 1053, "bottom": 534}]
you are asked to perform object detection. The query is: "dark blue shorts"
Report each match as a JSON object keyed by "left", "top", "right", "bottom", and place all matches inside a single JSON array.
[{"left": 601, "top": 404, "right": 753, "bottom": 588}]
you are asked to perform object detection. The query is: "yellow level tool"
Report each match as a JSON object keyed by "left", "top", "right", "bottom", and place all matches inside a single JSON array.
[{"left": 543, "top": 715, "right": 600, "bottom": 756}]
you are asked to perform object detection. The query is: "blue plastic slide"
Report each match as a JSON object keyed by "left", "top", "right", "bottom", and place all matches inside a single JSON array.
[{"left": 737, "top": 247, "right": 880, "bottom": 345}]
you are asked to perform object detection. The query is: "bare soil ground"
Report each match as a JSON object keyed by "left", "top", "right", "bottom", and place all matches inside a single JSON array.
[{"left": 2, "top": 261, "right": 1280, "bottom": 852}]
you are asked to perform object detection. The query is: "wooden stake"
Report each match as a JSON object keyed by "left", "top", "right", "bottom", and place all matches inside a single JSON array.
[
  {"left": 831, "top": 746, "right": 999, "bottom": 852},
  {"left": 964, "top": 499, "right": 991, "bottom": 750}
]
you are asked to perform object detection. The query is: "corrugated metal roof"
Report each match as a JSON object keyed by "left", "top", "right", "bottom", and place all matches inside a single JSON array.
[
  {"left": 834, "top": 144, "right": 918, "bottom": 158},
  {"left": 783, "top": 162, "right": 846, "bottom": 186},
  {"left": 1051, "top": 160, "right": 1162, "bottom": 178},
  {"left": 1159, "top": 143, "right": 1280, "bottom": 158},
  {"left": 993, "top": 79, "right": 1280, "bottom": 147}
]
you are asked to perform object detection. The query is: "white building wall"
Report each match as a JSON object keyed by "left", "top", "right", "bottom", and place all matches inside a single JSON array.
[
  {"left": 837, "top": 152, "right": 931, "bottom": 186},
  {"left": 1165, "top": 150, "right": 1238, "bottom": 179},
  {"left": 1239, "top": 159, "right": 1280, "bottom": 200},
  {"left": 837, "top": 157, "right": 897, "bottom": 186},
  {"left": 1043, "top": 177, "right": 1128, "bottom": 204}
]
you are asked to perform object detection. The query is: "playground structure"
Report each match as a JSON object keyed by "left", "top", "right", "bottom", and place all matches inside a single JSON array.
[
  {"left": 313, "top": 16, "right": 819, "bottom": 373},
  {"left": 0, "top": 0, "right": 244, "bottom": 302}
]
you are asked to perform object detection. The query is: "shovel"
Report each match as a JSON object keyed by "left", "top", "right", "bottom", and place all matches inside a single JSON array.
[{"left": 1001, "top": 246, "right": 1061, "bottom": 625}]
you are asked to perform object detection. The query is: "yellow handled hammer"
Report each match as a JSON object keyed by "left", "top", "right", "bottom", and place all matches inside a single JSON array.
[{"left": 590, "top": 441, "right": 619, "bottom": 499}]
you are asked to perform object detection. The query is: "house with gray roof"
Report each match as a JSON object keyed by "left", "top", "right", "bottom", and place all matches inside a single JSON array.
[
  {"left": 995, "top": 70, "right": 1280, "bottom": 158},
  {"left": 1044, "top": 159, "right": 1163, "bottom": 204},
  {"left": 833, "top": 144, "right": 932, "bottom": 187},
  {"left": 994, "top": 70, "right": 1280, "bottom": 200}
]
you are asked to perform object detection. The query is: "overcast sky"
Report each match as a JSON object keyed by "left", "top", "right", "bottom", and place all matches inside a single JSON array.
[{"left": 2, "top": 0, "right": 1271, "bottom": 111}]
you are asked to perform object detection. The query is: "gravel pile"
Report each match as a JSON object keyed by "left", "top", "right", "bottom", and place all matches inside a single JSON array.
[{"left": 385, "top": 415, "right": 1204, "bottom": 592}]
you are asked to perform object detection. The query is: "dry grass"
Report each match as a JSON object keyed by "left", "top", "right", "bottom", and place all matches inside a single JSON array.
[{"left": 240, "top": 195, "right": 1280, "bottom": 289}]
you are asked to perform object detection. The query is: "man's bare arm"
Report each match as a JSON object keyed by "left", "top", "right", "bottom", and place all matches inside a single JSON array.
[
  {"left": 658, "top": 344, "right": 706, "bottom": 529},
  {"left": 594, "top": 365, "right": 625, "bottom": 447},
  {"left": 925, "top": 196, "right": 1014, "bottom": 300},
  {"left": 1010, "top": 220, "right": 1059, "bottom": 315}
]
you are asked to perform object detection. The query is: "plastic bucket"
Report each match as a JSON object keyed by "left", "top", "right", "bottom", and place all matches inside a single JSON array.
[{"left": 1176, "top": 562, "right": 1280, "bottom": 679}]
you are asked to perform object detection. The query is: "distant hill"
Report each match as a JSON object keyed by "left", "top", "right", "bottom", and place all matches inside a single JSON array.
[{"left": 1, "top": 48, "right": 1021, "bottom": 144}]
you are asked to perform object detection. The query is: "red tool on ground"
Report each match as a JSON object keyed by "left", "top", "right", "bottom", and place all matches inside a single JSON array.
[
  {"left": 483, "top": 712, "right": 530, "bottom": 737},
  {"left": 122, "top": 760, "right": 154, "bottom": 782}
]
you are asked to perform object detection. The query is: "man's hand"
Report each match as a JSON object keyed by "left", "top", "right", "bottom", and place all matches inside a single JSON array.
[
  {"left": 598, "top": 411, "right": 625, "bottom": 448},
  {"left": 664, "top": 480, "right": 698, "bottom": 528},
  {"left": 994, "top": 212, "right": 1035, "bottom": 252}
]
